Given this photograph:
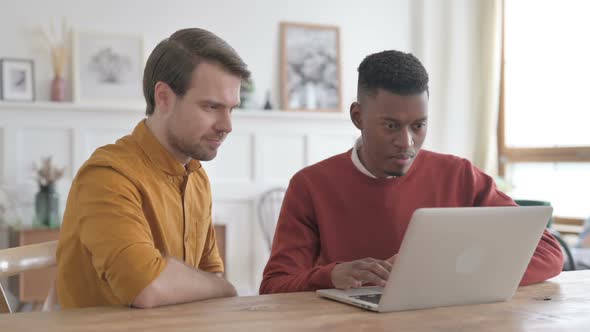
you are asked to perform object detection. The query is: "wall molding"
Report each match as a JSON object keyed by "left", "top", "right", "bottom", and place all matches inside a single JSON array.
[{"left": 0, "top": 102, "right": 358, "bottom": 295}]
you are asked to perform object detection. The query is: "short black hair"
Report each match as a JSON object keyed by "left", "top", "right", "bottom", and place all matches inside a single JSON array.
[
  {"left": 143, "top": 28, "right": 251, "bottom": 115},
  {"left": 357, "top": 50, "right": 429, "bottom": 100}
]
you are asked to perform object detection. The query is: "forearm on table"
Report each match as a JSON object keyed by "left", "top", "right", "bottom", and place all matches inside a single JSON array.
[
  {"left": 132, "top": 257, "right": 236, "bottom": 308},
  {"left": 520, "top": 230, "right": 564, "bottom": 285}
]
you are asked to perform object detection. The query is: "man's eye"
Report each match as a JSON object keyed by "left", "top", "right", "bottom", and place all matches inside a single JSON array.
[{"left": 386, "top": 123, "right": 398, "bottom": 129}]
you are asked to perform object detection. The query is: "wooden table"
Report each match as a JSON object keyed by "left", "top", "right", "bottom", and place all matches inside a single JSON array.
[{"left": 1, "top": 271, "right": 590, "bottom": 331}]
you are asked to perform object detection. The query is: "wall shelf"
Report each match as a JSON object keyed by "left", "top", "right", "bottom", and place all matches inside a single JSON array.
[{"left": 0, "top": 101, "right": 349, "bottom": 121}]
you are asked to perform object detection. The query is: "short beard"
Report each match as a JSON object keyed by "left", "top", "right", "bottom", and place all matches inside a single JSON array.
[
  {"left": 191, "top": 147, "right": 216, "bottom": 161},
  {"left": 167, "top": 130, "right": 216, "bottom": 162}
]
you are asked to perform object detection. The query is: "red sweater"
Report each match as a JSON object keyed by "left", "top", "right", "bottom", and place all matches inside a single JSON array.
[{"left": 260, "top": 150, "right": 563, "bottom": 294}]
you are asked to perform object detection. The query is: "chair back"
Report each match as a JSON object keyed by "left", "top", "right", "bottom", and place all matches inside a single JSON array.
[
  {"left": 257, "top": 188, "right": 287, "bottom": 250},
  {"left": 514, "top": 200, "right": 575, "bottom": 271},
  {"left": 0, "top": 240, "right": 58, "bottom": 313}
]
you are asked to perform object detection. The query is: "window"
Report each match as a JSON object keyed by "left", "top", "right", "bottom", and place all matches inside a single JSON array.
[{"left": 500, "top": 0, "right": 590, "bottom": 223}]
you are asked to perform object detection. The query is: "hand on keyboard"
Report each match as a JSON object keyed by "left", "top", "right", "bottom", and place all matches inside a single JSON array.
[{"left": 330, "top": 254, "right": 397, "bottom": 289}]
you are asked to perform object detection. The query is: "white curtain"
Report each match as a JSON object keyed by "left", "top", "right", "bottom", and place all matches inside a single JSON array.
[{"left": 410, "top": 0, "right": 503, "bottom": 175}]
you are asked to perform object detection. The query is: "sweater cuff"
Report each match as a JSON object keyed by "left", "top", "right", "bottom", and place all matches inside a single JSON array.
[{"left": 310, "top": 262, "right": 339, "bottom": 289}]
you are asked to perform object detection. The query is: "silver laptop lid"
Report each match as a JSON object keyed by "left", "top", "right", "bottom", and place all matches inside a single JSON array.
[{"left": 378, "top": 206, "right": 552, "bottom": 312}]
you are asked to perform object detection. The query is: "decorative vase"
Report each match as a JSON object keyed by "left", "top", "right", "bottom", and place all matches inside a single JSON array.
[
  {"left": 50, "top": 76, "right": 65, "bottom": 102},
  {"left": 35, "top": 183, "right": 60, "bottom": 227}
]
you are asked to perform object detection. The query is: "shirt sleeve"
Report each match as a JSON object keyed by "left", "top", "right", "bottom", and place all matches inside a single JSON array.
[
  {"left": 259, "top": 172, "right": 337, "bottom": 294},
  {"left": 197, "top": 214, "right": 224, "bottom": 273},
  {"left": 460, "top": 159, "right": 516, "bottom": 207},
  {"left": 461, "top": 160, "right": 563, "bottom": 285},
  {"left": 75, "top": 166, "right": 167, "bottom": 305}
]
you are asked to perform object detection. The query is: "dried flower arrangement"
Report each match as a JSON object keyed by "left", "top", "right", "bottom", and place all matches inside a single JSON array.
[
  {"left": 39, "top": 18, "right": 70, "bottom": 78},
  {"left": 33, "top": 156, "right": 65, "bottom": 188}
]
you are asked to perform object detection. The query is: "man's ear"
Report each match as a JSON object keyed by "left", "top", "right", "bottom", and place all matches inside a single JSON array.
[
  {"left": 350, "top": 102, "right": 363, "bottom": 130},
  {"left": 154, "top": 81, "right": 175, "bottom": 115}
]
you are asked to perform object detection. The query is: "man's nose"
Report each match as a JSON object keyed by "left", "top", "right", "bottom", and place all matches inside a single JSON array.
[
  {"left": 215, "top": 110, "right": 233, "bottom": 135},
  {"left": 395, "top": 127, "right": 413, "bottom": 149}
]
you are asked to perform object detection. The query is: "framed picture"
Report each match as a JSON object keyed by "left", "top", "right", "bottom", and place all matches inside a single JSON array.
[
  {"left": 0, "top": 58, "right": 35, "bottom": 101},
  {"left": 73, "top": 30, "right": 144, "bottom": 105},
  {"left": 280, "top": 22, "right": 342, "bottom": 112}
]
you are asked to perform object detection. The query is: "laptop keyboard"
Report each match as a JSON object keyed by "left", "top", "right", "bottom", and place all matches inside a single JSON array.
[{"left": 351, "top": 293, "right": 382, "bottom": 304}]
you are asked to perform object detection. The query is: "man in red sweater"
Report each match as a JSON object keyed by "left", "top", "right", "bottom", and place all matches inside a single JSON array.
[{"left": 260, "top": 50, "right": 563, "bottom": 294}]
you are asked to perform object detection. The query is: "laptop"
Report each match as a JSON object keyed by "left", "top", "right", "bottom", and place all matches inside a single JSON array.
[{"left": 316, "top": 206, "right": 552, "bottom": 312}]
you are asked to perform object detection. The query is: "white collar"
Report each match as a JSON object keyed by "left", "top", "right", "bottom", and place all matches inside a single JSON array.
[{"left": 351, "top": 137, "right": 394, "bottom": 179}]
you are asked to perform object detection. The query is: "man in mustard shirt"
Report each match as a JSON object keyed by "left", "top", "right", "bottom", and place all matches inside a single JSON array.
[{"left": 56, "top": 28, "right": 250, "bottom": 308}]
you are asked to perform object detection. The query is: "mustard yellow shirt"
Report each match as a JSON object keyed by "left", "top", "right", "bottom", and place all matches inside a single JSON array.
[{"left": 56, "top": 120, "right": 223, "bottom": 308}]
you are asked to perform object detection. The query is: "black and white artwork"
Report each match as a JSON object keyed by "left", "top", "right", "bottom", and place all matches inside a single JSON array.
[
  {"left": 0, "top": 58, "right": 35, "bottom": 101},
  {"left": 281, "top": 23, "right": 341, "bottom": 112},
  {"left": 74, "top": 31, "right": 143, "bottom": 104}
]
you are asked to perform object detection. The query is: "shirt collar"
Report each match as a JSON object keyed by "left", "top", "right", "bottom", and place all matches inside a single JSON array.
[
  {"left": 131, "top": 120, "right": 202, "bottom": 176},
  {"left": 351, "top": 136, "right": 394, "bottom": 179}
]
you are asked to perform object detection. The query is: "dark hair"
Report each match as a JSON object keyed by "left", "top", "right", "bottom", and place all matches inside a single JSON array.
[
  {"left": 357, "top": 50, "right": 429, "bottom": 100},
  {"left": 143, "top": 28, "right": 251, "bottom": 115}
]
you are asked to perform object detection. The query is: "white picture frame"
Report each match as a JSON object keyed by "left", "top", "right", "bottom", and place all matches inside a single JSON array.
[
  {"left": 280, "top": 22, "right": 342, "bottom": 112},
  {"left": 0, "top": 58, "right": 35, "bottom": 101},
  {"left": 73, "top": 30, "right": 144, "bottom": 105}
]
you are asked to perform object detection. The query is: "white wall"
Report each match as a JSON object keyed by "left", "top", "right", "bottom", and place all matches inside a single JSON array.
[
  {"left": 0, "top": 0, "right": 413, "bottom": 295},
  {"left": 0, "top": 102, "right": 358, "bottom": 296},
  {"left": 0, "top": 0, "right": 506, "bottom": 299},
  {"left": 0, "top": 0, "right": 498, "bottom": 163},
  {"left": 0, "top": 0, "right": 412, "bottom": 109}
]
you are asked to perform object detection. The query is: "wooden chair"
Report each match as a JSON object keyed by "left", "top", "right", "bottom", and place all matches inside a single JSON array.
[{"left": 0, "top": 240, "right": 58, "bottom": 313}]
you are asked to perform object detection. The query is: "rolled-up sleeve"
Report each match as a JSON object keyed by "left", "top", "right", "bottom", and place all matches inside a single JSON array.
[{"left": 76, "top": 166, "right": 166, "bottom": 305}]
